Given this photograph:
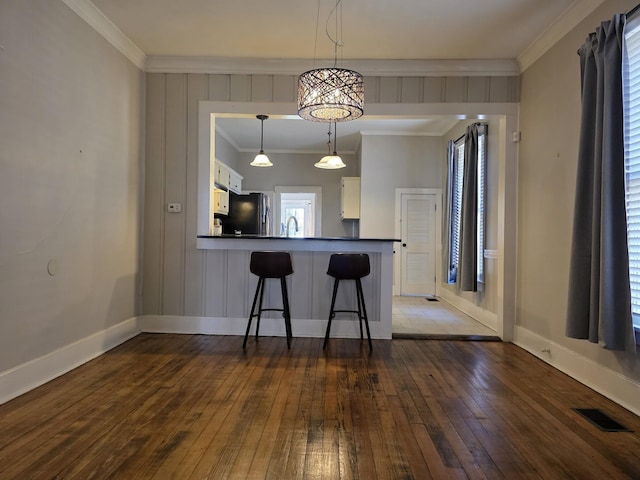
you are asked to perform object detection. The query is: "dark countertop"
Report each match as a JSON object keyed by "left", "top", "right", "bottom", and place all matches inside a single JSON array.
[{"left": 198, "top": 234, "right": 401, "bottom": 242}]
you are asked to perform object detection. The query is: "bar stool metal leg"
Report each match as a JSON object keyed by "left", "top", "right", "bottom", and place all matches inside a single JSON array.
[
  {"left": 355, "top": 282, "right": 364, "bottom": 340},
  {"left": 280, "top": 277, "right": 292, "bottom": 349},
  {"left": 323, "top": 278, "right": 340, "bottom": 350},
  {"left": 356, "top": 278, "right": 372, "bottom": 350},
  {"left": 244, "top": 277, "right": 263, "bottom": 349},
  {"left": 255, "top": 277, "right": 266, "bottom": 339}
]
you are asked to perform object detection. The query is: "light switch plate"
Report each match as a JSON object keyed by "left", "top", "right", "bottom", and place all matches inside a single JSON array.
[{"left": 168, "top": 203, "right": 182, "bottom": 213}]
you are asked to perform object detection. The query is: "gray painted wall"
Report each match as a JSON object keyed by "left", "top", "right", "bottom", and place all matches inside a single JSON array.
[
  {"left": 519, "top": 0, "right": 640, "bottom": 382},
  {"left": 0, "top": 0, "right": 144, "bottom": 371},
  {"left": 214, "top": 130, "right": 240, "bottom": 171},
  {"left": 360, "top": 135, "right": 444, "bottom": 238},
  {"left": 144, "top": 71, "right": 517, "bottom": 316}
]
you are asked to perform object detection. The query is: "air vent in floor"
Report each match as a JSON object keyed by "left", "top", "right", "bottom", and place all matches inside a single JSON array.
[{"left": 573, "top": 408, "right": 631, "bottom": 432}]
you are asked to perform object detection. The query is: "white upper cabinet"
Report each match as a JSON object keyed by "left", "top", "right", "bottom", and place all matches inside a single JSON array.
[
  {"left": 341, "top": 177, "right": 360, "bottom": 220},
  {"left": 228, "top": 169, "right": 242, "bottom": 194},
  {"left": 214, "top": 161, "right": 230, "bottom": 189},
  {"left": 213, "top": 188, "right": 229, "bottom": 215},
  {"left": 214, "top": 159, "right": 242, "bottom": 194}
]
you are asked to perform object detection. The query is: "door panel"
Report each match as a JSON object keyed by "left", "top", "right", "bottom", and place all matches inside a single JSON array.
[{"left": 401, "top": 194, "right": 436, "bottom": 296}]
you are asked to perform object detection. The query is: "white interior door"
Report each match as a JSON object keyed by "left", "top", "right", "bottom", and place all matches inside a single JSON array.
[{"left": 400, "top": 193, "right": 437, "bottom": 296}]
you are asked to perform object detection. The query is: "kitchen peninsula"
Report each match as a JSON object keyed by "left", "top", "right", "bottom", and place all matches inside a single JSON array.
[{"left": 192, "top": 235, "right": 399, "bottom": 341}]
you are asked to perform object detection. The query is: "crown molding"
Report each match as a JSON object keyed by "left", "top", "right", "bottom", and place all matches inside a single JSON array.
[
  {"left": 61, "top": 0, "right": 146, "bottom": 70},
  {"left": 360, "top": 130, "right": 442, "bottom": 138},
  {"left": 145, "top": 56, "right": 521, "bottom": 77},
  {"left": 214, "top": 124, "right": 241, "bottom": 152},
  {"left": 517, "top": 0, "right": 607, "bottom": 72}
]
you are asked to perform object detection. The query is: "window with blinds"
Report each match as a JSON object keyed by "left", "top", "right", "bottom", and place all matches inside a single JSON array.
[
  {"left": 623, "top": 14, "right": 640, "bottom": 329},
  {"left": 449, "top": 138, "right": 465, "bottom": 283},
  {"left": 477, "top": 133, "right": 486, "bottom": 283},
  {"left": 448, "top": 130, "right": 487, "bottom": 285}
]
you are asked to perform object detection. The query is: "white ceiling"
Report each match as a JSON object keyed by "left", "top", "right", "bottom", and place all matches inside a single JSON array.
[
  {"left": 92, "top": 0, "right": 577, "bottom": 60},
  {"left": 215, "top": 116, "right": 461, "bottom": 154},
  {"left": 83, "top": 0, "right": 601, "bottom": 153}
]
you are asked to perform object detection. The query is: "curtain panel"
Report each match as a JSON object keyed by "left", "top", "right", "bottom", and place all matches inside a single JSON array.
[
  {"left": 458, "top": 123, "right": 485, "bottom": 292},
  {"left": 566, "top": 13, "right": 633, "bottom": 350}
]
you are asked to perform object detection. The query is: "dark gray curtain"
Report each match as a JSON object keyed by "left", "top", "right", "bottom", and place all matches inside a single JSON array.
[
  {"left": 458, "top": 123, "right": 483, "bottom": 291},
  {"left": 566, "top": 14, "right": 633, "bottom": 350},
  {"left": 444, "top": 140, "right": 455, "bottom": 283}
]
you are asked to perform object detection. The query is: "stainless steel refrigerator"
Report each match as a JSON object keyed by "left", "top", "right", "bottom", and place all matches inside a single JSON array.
[{"left": 222, "top": 192, "right": 271, "bottom": 235}]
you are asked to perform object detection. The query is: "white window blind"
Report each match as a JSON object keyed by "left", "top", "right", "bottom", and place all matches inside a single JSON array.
[
  {"left": 623, "top": 14, "right": 640, "bottom": 328},
  {"left": 449, "top": 139, "right": 465, "bottom": 280},
  {"left": 477, "top": 133, "right": 486, "bottom": 284}
]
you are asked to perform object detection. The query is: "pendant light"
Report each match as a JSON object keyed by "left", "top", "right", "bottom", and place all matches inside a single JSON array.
[
  {"left": 250, "top": 114, "right": 273, "bottom": 167},
  {"left": 315, "top": 122, "right": 346, "bottom": 169},
  {"left": 298, "top": 0, "right": 364, "bottom": 123}
]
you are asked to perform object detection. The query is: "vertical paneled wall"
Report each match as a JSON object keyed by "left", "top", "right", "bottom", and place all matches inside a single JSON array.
[{"left": 144, "top": 73, "right": 519, "bottom": 315}]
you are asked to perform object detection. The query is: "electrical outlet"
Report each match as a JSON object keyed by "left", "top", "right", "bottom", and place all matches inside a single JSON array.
[{"left": 167, "top": 203, "right": 182, "bottom": 213}]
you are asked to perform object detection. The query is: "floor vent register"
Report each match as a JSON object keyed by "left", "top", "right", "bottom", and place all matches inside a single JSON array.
[{"left": 573, "top": 408, "right": 631, "bottom": 432}]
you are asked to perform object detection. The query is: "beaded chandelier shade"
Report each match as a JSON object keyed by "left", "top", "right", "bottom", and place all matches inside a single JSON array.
[{"left": 298, "top": 67, "right": 364, "bottom": 122}]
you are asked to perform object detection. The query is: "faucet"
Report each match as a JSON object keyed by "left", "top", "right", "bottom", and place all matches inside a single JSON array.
[{"left": 286, "top": 216, "right": 299, "bottom": 237}]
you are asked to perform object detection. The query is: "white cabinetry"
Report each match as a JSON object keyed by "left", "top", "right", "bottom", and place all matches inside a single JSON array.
[
  {"left": 228, "top": 170, "right": 242, "bottom": 194},
  {"left": 341, "top": 177, "right": 360, "bottom": 220},
  {"left": 214, "top": 189, "right": 229, "bottom": 215},
  {"left": 212, "top": 160, "right": 242, "bottom": 215},
  {"left": 215, "top": 162, "right": 230, "bottom": 189}
]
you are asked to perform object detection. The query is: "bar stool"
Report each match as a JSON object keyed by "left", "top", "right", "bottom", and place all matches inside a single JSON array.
[
  {"left": 244, "top": 251, "right": 294, "bottom": 349},
  {"left": 323, "top": 253, "right": 372, "bottom": 351}
]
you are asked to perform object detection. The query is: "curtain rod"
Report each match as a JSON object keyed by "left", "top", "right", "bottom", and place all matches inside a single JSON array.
[{"left": 576, "top": 5, "right": 640, "bottom": 55}]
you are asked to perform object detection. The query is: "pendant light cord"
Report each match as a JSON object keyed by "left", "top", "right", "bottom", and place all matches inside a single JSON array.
[
  {"left": 312, "top": 0, "right": 321, "bottom": 69},
  {"left": 260, "top": 118, "right": 264, "bottom": 152},
  {"left": 325, "top": 0, "right": 343, "bottom": 67}
]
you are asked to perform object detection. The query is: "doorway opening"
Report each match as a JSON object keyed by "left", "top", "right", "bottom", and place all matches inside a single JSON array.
[
  {"left": 392, "top": 187, "right": 496, "bottom": 338},
  {"left": 274, "top": 186, "right": 322, "bottom": 238},
  {"left": 280, "top": 192, "right": 315, "bottom": 237}
]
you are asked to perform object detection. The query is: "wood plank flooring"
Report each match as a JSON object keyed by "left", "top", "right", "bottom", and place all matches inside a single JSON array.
[{"left": 1, "top": 334, "right": 639, "bottom": 479}]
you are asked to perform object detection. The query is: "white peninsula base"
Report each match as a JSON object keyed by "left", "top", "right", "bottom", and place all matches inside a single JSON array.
[{"left": 140, "top": 236, "right": 397, "bottom": 341}]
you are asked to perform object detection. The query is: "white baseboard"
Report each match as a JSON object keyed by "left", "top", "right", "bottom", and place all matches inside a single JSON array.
[
  {"left": 139, "top": 315, "right": 391, "bottom": 340},
  {"left": 438, "top": 288, "right": 498, "bottom": 332},
  {"left": 0, "top": 317, "right": 140, "bottom": 405},
  {"left": 514, "top": 325, "right": 640, "bottom": 417}
]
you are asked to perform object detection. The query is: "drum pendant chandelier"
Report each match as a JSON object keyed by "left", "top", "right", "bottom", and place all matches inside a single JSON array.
[
  {"left": 297, "top": 0, "right": 364, "bottom": 123},
  {"left": 298, "top": 67, "right": 364, "bottom": 122}
]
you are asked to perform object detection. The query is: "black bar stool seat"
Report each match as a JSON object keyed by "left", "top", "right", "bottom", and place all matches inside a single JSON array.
[
  {"left": 323, "top": 253, "right": 372, "bottom": 350},
  {"left": 244, "top": 251, "right": 294, "bottom": 349}
]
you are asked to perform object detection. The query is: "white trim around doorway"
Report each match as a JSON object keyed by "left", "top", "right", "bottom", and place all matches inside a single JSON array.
[{"left": 393, "top": 188, "right": 442, "bottom": 297}]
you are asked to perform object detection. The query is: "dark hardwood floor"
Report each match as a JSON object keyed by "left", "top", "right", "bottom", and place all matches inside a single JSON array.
[{"left": 1, "top": 334, "right": 639, "bottom": 479}]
